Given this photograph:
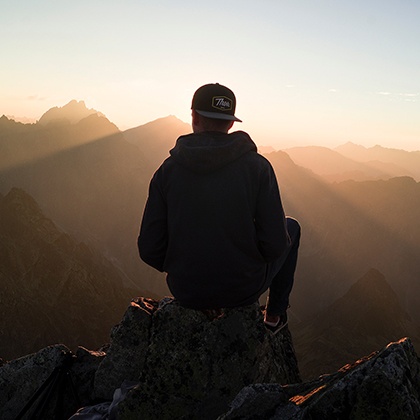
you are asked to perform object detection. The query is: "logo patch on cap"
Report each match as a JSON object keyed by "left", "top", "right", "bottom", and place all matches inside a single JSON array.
[{"left": 212, "top": 96, "right": 232, "bottom": 111}]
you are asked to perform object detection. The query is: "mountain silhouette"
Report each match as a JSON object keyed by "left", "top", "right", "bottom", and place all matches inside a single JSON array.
[
  {"left": 265, "top": 148, "right": 420, "bottom": 328},
  {"left": 284, "top": 145, "right": 414, "bottom": 182},
  {"left": 38, "top": 100, "right": 105, "bottom": 126},
  {"left": 0, "top": 111, "right": 120, "bottom": 175},
  {"left": 2, "top": 102, "right": 420, "bottom": 364},
  {"left": 293, "top": 268, "right": 420, "bottom": 380},
  {"left": 0, "top": 188, "right": 151, "bottom": 361},
  {"left": 336, "top": 142, "right": 420, "bottom": 181},
  {"left": 0, "top": 112, "right": 178, "bottom": 299},
  {"left": 123, "top": 115, "right": 190, "bottom": 174}
]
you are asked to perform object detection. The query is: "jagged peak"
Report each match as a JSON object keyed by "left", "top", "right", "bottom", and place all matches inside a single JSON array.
[
  {"left": 2, "top": 187, "right": 43, "bottom": 214},
  {"left": 0, "top": 115, "right": 20, "bottom": 125},
  {"left": 337, "top": 268, "right": 400, "bottom": 310},
  {"left": 5, "top": 115, "right": 37, "bottom": 124},
  {"left": 38, "top": 100, "right": 106, "bottom": 126},
  {"left": 325, "top": 268, "right": 409, "bottom": 336},
  {"left": 1, "top": 188, "right": 60, "bottom": 241}
]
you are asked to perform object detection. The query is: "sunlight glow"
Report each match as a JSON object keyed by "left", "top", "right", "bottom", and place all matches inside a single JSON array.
[{"left": 1, "top": 1, "right": 419, "bottom": 151}]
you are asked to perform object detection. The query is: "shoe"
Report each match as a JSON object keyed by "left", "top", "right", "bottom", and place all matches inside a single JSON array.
[{"left": 264, "top": 312, "right": 288, "bottom": 335}]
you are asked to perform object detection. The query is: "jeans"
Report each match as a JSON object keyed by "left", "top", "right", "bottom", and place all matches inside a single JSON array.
[{"left": 265, "top": 217, "right": 301, "bottom": 315}]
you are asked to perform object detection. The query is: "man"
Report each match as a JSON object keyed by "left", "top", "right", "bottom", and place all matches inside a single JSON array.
[{"left": 138, "top": 83, "right": 300, "bottom": 333}]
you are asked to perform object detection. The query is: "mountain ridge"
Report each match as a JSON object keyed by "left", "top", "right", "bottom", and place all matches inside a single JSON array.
[
  {"left": 285, "top": 144, "right": 416, "bottom": 182},
  {"left": 38, "top": 100, "right": 106, "bottom": 126},
  {"left": 1, "top": 102, "right": 420, "bottom": 378},
  {"left": 336, "top": 141, "right": 420, "bottom": 180},
  {"left": 0, "top": 187, "right": 150, "bottom": 360},
  {"left": 293, "top": 268, "right": 420, "bottom": 380}
]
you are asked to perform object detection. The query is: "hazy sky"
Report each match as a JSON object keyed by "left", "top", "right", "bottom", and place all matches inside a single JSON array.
[{"left": 1, "top": 0, "right": 419, "bottom": 150}]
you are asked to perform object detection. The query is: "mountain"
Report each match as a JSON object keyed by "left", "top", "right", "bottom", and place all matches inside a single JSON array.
[
  {"left": 0, "top": 111, "right": 120, "bottom": 174},
  {"left": 122, "top": 115, "right": 190, "bottom": 174},
  {"left": 0, "top": 110, "right": 191, "bottom": 299},
  {"left": 2, "top": 106, "right": 420, "bottom": 408},
  {"left": 292, "top": 269, "right": 420, "bottom": 380},
  {"left": 336, "top": 142, "right": 420, "bottom": 181},
  {"left": 0, "top": 110, "right": 170, "bottom": 297},
  {"left": 5, "top": 115, "right": 37, "bottom": 124},
  {"left": 284, "top": 145, "right": 414, "bottom": 182},
  {"left": 2, "top": 103, "right": 420, "bottom": 340},
  {"left": 0, "top": 188, "right": 152, "bottom": 361},
  {"left": 267, "top": 149, "right": 420, "bottom": 326},
  {"left": 38, "top": 100, "right": 105, "bottom": 126}
]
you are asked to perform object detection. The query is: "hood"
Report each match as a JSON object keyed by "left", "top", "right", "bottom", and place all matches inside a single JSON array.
[{"left": 169, "top": 131, "right": 257, "bottom": 174}]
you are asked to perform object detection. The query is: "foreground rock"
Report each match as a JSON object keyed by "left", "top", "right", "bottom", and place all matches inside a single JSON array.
[
  {"left": 220, "top": 337, "right": 420, "bottom": 419},
  {"left": 2, "top": 297, "right": 420, "bottom": 419},
  {"left": 0, "top": 297, "right": 299, "bottom": 419},
  {"left": 0, "top": 344, "right": 104, "bottom": 420},
  {"left": 95, "top": 297, "right": 300, "bottom": 418}
]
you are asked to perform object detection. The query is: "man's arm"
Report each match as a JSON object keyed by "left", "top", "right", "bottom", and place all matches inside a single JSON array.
[
  {"left": 138, "top": 170, "right": 168, "bottom": 272},
  {"left": 254, "top": 163, "right": 290, "bottom": 262}
]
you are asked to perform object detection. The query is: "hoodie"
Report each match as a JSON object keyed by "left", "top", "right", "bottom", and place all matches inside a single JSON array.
[{"left": 138, "top": 130, "right": 290, "bottom": 309}]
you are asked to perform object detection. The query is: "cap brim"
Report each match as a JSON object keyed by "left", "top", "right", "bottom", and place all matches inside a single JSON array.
[{"left": 195, "top": 109, "right": 242, "bottom": 123}]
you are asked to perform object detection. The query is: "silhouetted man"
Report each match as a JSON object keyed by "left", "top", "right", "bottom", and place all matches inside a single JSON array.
[{"left": 138, "top": 83, "right": 300, "bottom": 333}]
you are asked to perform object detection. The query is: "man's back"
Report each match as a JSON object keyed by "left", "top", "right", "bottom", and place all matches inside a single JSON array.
[{"left": 138, "top": 129, "right": 289, "bottom": 309}]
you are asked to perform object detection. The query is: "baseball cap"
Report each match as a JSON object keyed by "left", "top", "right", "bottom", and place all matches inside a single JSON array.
[{"left": 191, "top": 83, "right": 242, "bottom": 122}]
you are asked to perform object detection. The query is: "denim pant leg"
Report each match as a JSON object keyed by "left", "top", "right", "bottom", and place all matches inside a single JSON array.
[{"left": 265, "top": 217, "right": 301, "bottom": 315}]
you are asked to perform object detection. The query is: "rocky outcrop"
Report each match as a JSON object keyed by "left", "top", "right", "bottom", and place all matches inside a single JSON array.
[
  {"left": 0, "top": 345, "right": 76, "bottom": 420},
  {"left": 0, "top": 344, "right": 105, "bottom": 420},
  {"left": 2, "top": 297, "right": 420, "bottom": 420},
  {"left": 0, "top": 297, "right": 300, "bottom": 419},
  {"left": 221, "top": 338, "right": 420, "bottom": 419},
  {"left": 95, "top": 297, "right": 300, "bottom": 419}
]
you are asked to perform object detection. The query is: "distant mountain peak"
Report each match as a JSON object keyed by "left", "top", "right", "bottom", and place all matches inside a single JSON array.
[
  {"left": 38, "top": 100, "right": 105, "bottom": 126},
  {"left": 3, "top": 187, "right": 43, "bottom": 215},
  {"left": 327, "top": 268, "right": 409, "bottom": 335},
  {"left": 4, "top": 115, "right": 37, "bottom": 124},
  {"left": 335, "top": 142, "right": 368, "bottom": 153},
  {"left": 134, "top": 115, "right": 190, "bottom": 131},
  {"left": 348, "top": 268, "right": 395, "bottom": 301},
  {"left": 2, "top": 187, "right": 56, "bottom": 232}
]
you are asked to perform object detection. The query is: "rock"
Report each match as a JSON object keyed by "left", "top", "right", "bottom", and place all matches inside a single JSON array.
[
  {"left": 72, "top": 346, "right": 106, "bottom": 406},
  {"left": 106, "top": 297, "right": 300, "bottom": 419},
  {"left": 0, "top": 296, "right": 300, "bottom": 419},
  {"left": 0, "top": 344, "right": 77, "bottom": 420},
  {"left": 2, "top": 297, "right": 419, "bottom": 420},
  {"left": 0, "top": 344, "right": 106, "bottom": 420},
  {"left": 219, "top": 337, "right": 420, "bottom": 419},
  {"left": 93, "top": 298, "right": 155, "bottom": 400}
]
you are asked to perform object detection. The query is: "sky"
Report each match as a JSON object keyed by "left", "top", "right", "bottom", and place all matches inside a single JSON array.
[{"left": 1, "top": 0, "right": 419, "bottom": 150}]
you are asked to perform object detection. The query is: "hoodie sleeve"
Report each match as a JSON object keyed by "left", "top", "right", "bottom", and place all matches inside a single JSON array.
[
  {"left": 138, "top": 169, "right": 168, "bottom": 272},
  {"left": 254, "top": 162, "right": 290, "bottom": 262}
]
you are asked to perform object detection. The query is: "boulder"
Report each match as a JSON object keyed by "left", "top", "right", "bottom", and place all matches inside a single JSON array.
[
  {"left": 0, "top": 344, "right": 77, "bottom": 420},
  {"left": 220, "top": 337, "right": 420, "bottom": 419},
  {"left": 0, "top": 344, "right": 105, "bottom": 420},
  {"left": 94, "top": 297, "right": 300, "bottom": 419},
  {"left": 72, "top": 346, "right": 106, "bottom": 406},
  {"left": 2, "top": 297, "right": 420, "bottom": 420},
  {"left": 93, "top": 297, "right": 155, "bottom": 400}
]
